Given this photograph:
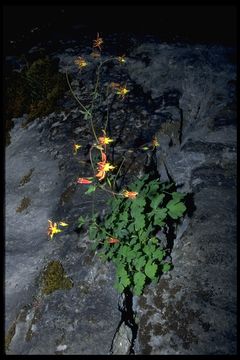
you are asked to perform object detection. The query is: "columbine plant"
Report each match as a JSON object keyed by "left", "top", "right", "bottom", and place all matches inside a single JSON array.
[{"left": 48, "top": 33, "right": 187, "bottom": 296}]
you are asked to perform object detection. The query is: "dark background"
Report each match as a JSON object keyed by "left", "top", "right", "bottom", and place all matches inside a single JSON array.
[{"left": 3, "top": 4, "right": 237, "bottom": 55}]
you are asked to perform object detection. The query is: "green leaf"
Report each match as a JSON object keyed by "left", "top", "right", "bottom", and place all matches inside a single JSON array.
[
  {"left": 150, "top": 194, "right": 165, "bottom": 209},
  {"left": 89, "top": 224, "right": 97, "bottom": 240},
  {"left": 85, "top": 185, "right": 97, "bottom": 194},
  {"left": 143, "top": 245, "right": 151, "bottom": 257},
  {"left": 111, "top": 198, "right": 122, "bottom": 212},
  {"left": 133, "top": 243, "right": 141, "bottom": 252},
  {"left": 167, "top": 200, "right": 186, "bottom": 219},
  {"left": 129, "top": 236, "right": 138, "bottom": 246},
  {"left": 116, "top": 263, "right": 127, "bottom": 277},
  {"left": 126, "top": 250, "right": 137, "bottom": 263},
  {"left": 171, "top": 192, "right": 186, "bottom": 201},
  {"left": 145, "top": 260, "right": 158, "bottom": 280},
  {"left": 119, "top": 211, "right": 129, "bottom": 223},
  {"left": 134, "top": 256, "right": 146, "bottom": 271},
  {"left": 139, "top": 230, "right": 148, "bottom": 243},
  {"left": 147, "top": 181, "right": 160, "bottom": 200},
  {"left": 133, "top": 286, "right": 143, "bottom": 296},
  {"left": 154, "top": 208, "right": 167, "bottom": 226},
  {"left": 98, "top": 252, "right": 107, "bottom": 261},
  {"left": 115, "top": 228, "right": 129, "bottom": 238},
  {"left": 114, "top": 281, "right": 124, "bottom": 293},
  {"left": 152, "top": 249, "right": 164, "bottom": 261},
  {"left": 128, "top": 222, "right": 135, "bottom": 233},
  {"left": 120, "top": 274, "right": 131, "bottom": 288},
  {"left": 80, "top": 109, "right": 92, "bottom": 120},
  {"left": 162, "top": 263, "right": 172, "bottom": 273},
  {"left": 134, "top": 214, "right": 145, "bottom": 232},
  {"left": 133, "top": 271, "right": 146, "bottom": 288},
  {"left": 131, "top": 197, "right": 146, "bottom": 217},
  {"left": 118, "top": 245, "right": 129, "bottom": 258},
  {"left": 77, "top": 216, "right": 86, "bottom": 230}
]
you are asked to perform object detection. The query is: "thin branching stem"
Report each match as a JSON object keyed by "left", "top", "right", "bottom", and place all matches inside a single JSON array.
[
  {"left": 113, "top": 156, "right": 126, "bottom": 191},
  {"left": 104, "top": 84, "right": 110, "bottom": 132},
  {"left": 65, "top": 67, "right": 89, "bottom": 113}
]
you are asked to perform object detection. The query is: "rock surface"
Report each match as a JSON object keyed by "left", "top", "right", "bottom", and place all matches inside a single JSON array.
[
  {"left": 127, "top": 43, "right": 237, "bottom": 355},
  {"left": 5, "top": 113, "right": 121, "bottom": 354},
  {"left": 5, "top": 37, "right": 236, "bottom": 354}
]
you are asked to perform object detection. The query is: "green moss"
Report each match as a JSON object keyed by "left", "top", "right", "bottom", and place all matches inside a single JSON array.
[
  {"left": 5, "top": 55, "right": 68, "bottom": 144},
  {"left": 16, "top": 196, "right": 31, "bottom": 213},
  {"left": 5, "top": 322, "right": 16, "bottom": 351},
  {"left": 19, "top": 168, "right": 34, "bottom": 187},
  {"left": 41, "top": 260, "right": 73, "bottom": 295}
]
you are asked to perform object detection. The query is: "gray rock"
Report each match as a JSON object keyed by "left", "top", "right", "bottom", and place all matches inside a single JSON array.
[
  {"left": 127, "top": 42, "right": 236, "bottom": 355},
  {"left": 5, "top": 111, "right": 121, "bottom": 354}
]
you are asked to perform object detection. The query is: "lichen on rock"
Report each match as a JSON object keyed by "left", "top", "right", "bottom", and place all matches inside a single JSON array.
[
  {"left": 41, "top": 260, "right": 73, "bottom": 295},
  {"left": 16, "top": 196, "right": 31, "bottom": 213},
  {"left": 19, "top": 168, "right": 34, "bottom": 187}
]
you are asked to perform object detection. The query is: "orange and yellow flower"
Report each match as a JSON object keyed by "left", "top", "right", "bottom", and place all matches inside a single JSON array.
[
  {"left": 48, "top": 220, "right": 62, "bottom": 240},
  {"left": 122, "top": 190, "right": 138, "bottom": 199},
  {"left": 59, "top": 221, "right": 68, "bottom": 227},
  {"left": 98, "top": 130, "right": 113, "bottom": 146},
  {"left": 116, "top": 85, "right": 129, "bottom": 99},
  {"left": 48, "top": 220, "right": 68, "bottom": 240},
  {"left": 77, "top": 178, "right": 93, "bottom": 184},
  {"left": 93, "top": 32, "right": 103, "bottom": 51},
  {"left": 96, "top": 151, "right": 115, "bottom": 181},
  {"left": 73, "top": 143, "right": 82, "bottom": 154},
  {"left": 118, "top": 55, "right": 126, "bottom": 64},
  {"left": 107, "top": 237, "right": 120, "bottom": 244},
  {"left": 74, "top": 56, "right": 88, "bottom": 68}
]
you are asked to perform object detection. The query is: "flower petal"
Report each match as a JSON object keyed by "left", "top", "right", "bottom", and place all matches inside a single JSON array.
[{"left": 59, "top": 222, "right": 68, "bottom": 227}]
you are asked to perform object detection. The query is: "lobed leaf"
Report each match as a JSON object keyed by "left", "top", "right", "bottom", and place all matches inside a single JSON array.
[{"left": 145, "top": 260, "right": 158, "bottom": 280}]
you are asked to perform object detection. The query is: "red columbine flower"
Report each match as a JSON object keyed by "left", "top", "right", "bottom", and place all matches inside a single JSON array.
[
  {"left": 74, "top": 56, "right": 88, "bottom": 68},
  {"left": 93, "top": 32, "right": 103, "bottom": 51},
  {"left": 48, "top": 220, "right": 62, "bottom": 240},
  {"left": 122, "top": 190, "right": 138, "bottom": 199},
  {"left": 73, "top": 143, "right": 82, "bottom": 154},
  {"left": 96, "top": 152, "right": 115, "bottom": 181},
  {"left": 77, "top": 178, "right": 93, "bottom": 184},
  {"left": 107, "top": 237, "right": 120, "bottom": 244},
  {"left": 117, "top": 55, "right": 126, "bottom": 64},
  {"left": 98, "top": 130, "right": 113, "bottom": 146},
  {"left": 116, "top": 85, "right": 130, "bottom": 99}
]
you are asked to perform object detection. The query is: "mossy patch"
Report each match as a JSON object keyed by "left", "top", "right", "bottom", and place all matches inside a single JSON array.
[
  {"left": 16, "top": 196, "right": 31, "bottom": 213},
  {"left": 5, "top": 322, "right": 16, "bottom": 351},
  {"left": 41, "top": 260, "right": 73, "bottom": 295},
  {"left": 4, "top": 55, "right": 68, "bottom": 144},
  {"left": 19, "top": 168, "right": 34, "bottom": 187}
]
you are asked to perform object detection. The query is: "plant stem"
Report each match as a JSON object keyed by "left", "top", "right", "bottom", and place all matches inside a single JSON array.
[
  {"left": 99, "top": 184, "right": 123, "bottom": 197},
  {"left": 65, "top": 67, "right": 89, "bottom": 114},
  {"left": 89, "top": 146, "right": 97, "bottom": 177},
  {"left": 104, "top": 84, "right": 110, "bottom": 132},
  {"left": 113, "top": 156, "right": 126, "bottom": 191},
  {"left": 94, "top": 222, "right": 116, "bottom": 239},
  {"left": 89, "top": 58, "right": 113, "bottom": 143}
]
